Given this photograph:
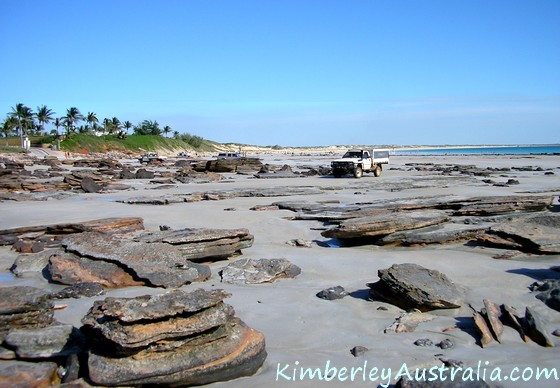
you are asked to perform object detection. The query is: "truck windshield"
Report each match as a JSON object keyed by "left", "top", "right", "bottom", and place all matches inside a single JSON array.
[{"left": 342, "top": 151, "right": 362, "bottom": 158}]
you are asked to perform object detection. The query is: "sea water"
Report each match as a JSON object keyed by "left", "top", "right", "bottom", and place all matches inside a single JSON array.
[{"left": 395, "top": 145, "right": 560, "bottom": 156}]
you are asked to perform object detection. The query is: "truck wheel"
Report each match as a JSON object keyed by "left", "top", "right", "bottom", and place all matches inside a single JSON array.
[
  {"left": 373, "top": 164, "right": 382, "bottom": 177},
  {"left": 353, "top": 166, "right": 363, "bottom": 178}
]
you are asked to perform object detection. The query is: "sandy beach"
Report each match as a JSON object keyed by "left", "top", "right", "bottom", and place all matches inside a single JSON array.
[{"left": 1, "top": 151, "right": 559, "bottom": 387}]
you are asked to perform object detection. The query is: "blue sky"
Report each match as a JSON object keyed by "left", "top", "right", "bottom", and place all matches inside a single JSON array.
[{"left": 1, "top": 0, "right": 559, "bottom": 146}]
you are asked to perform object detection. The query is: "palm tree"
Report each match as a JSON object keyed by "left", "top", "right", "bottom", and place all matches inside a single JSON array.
[
  {"left": 173, "top": 130, "right": 180, "bottom": 139},
  {"left": 110, "top": 117, "right": 121, "bottom": 134},
  {"left": 62, "top": 107, "right": 84, "bottom": 135},
  {"left": 53, "top": 117, "right": 62, "bottom": 150},
  {"left": 10, "top": 103, "right": 34, "bottom": 147},
  {"left": 35, "top": 105, "right": 55, "bottom": 135},
  {"left": 86, "top": 112, "right": 99, "bottom": 132},
  {"left": 123, "top": 120, "right": 132, "bottom": 134},
  {"left": 1, "top": 116, "right": 18, "bottom": 146},
  {"left": 163, "top": 125, "right": 171, "bottom": 138}
]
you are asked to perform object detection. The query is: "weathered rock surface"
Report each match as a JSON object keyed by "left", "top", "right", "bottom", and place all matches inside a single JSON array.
[
  {"left": 200, "top": 157, "right": 263, "bottom": 173},
  {"left": 524, "top": 307, "right": 555, "bottom": 347},
  {"left": 483, "top": 299, "right": 503, "bottom": 343},
  {"left": 48, "top": 252, "right": 145, "bottom": 288},
  {"left": 0, "top": 360, "right": 60, "bottom": 387},
  {"left": 385, "top": 310, "right": 436, "bottom": 333},
  {"left": 500, "top": 304, "right": 529, "bottom": 342},
  {"left": 62, "top": 232, "right": 211, "bottom": 288},
  {"left": 5, "top": 324, "right": 85, "bottom": 358},
  {"left": 53, "top": 282, "right": 105, "bottom": 299},
  {"left": 0, "top": 287, "right": 54, "bottom": 333},
  {"left": 378, "top": 222, "right": 486, "bottom": 246},
  {"left": 11, "top": 248, "right": 61, "bottom": 276},
  {"left": 368, "top": 263, "right": 464, "bottom": 312},
  {"left": 322, "top": 210, "right": 451, "bottom": 239},
  {"left": 481, "top": 213, "right": 560, "bottom": 253},
  {"left": 472, "top": 310, "right": 494, "bottom": 348},
  {"left": 82, "top": 288, "right": 267, "bottom": 386},
  {"left": 135, "top": 227, "right": 254, "bottom": 261},
  {"left": 219, "top": 258, "right": 301, "bottom": 284},
  {"left": 316, "top": 286, "right": 348, "bottom": 300}
]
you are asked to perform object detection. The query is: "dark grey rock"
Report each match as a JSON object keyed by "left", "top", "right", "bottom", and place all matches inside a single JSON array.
[
  {"left": 524, "top": 307, "right": 555, "bottom": 347},
  {"left": 482, "top": 212, "right": 560, "bottom": 253},
  {"left": 413, "top": 338, "right": 434, "bottom": 347},
  {"left": 135, "top": 227, "right": 254, "bottom": 261},
  {"left": 80, "top": 176, "right": 102, "bottom": 193},
  {"left": 135, "top": 168, "right": 155, "bottom": 179},
  {"left": 53, "top": 282, "right": 105, "bottom": 299},
  {"left": 322, "top": 210, "right": 450, "bottom": 240},
  {"left": 316, "top": 286, "right": 348, "bottom": 300},
  {"left": 534, "top": 279, "right": 560, "bottom": 312},
  {"left": 368, "top": 263, "right": 464, "bottom": 312},
  {"left": 350, "top": 346, "right": 368, "bottom": 357},
  {"left": 437, "top": 338, "right": 454, "bottom": 349},
  {"left": 5, "top": 324, "right": 85, "bottom": 358},
  {"left": 219, "top": 258, "right": 301, "bottom": 284}
]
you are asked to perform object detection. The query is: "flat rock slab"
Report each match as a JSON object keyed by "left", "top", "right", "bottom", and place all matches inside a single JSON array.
[
  {"left": 321, "top": 210, "right": 450, "bottom": 239},
  {"left": 0, "top": 287, "right": 54, "bottom": 332},
  {"left": 135, "top": 227, "right": 254, "bottom": 261},
  {"left": 378, "top": 222, "right": 487, "bottom": 246},
  {"left": 5, "top": 324, "right": 84, "bottom": 358},
  {"left": 62, "top": 232, "right": 211, "bottom": 288},
  {"left": 219, "top": 258, "right": 302, "bottom": 284},
  {"left": 48, "top": 252, "right": 145, "bottom": 288},
  {"left": 0, "top": 360, "right": 60, "bottom": 387},
  {"left": 368, "top": 263, "right": 464, "bottom": 312},
  {"left": 83, "top": 288, "right": 231, "bottom": 323},
  {"left": 448, "top": 195, "right": 553, "bottom": 216},
  {"left": 0, "top": 217, "right": 144, "bottom": 237},
  {"left": 484, "top": 213, "right": 560, "bottom": 253}
]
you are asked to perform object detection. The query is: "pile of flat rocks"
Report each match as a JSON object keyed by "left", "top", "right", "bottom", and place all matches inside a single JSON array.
[
  {"left": 82, "top": 288, "right": 267, "bottom": 386},
  {"left": 0, "top": 287, "right": 82, "bottom": 386}
]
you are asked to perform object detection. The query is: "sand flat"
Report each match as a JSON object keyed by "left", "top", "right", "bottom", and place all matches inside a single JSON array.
[{"left": 1, "top": 152, "right": 559, "bottom": 387}]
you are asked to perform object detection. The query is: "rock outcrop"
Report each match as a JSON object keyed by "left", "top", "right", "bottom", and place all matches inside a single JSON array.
[
  {"left": 82, "top": 288, "right": 267, "bottom": 386},
  {"left": 60, "top": 232, "right": 212, "bottom": 288},
  {"left": 479, "top": 213, "right": 560, "bottom": 254},
  {"left": 219, "top": 258, "right": 301, "bottom": 284},
  {"left": 367, "top": 263, "right": 464, "bottom": 312}
]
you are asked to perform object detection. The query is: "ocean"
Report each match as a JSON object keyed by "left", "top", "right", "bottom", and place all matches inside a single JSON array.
[{"left": 394, "top": 145, "right": 560, "bottom": 156}]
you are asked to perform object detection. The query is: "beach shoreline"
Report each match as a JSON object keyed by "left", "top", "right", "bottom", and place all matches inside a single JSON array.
[{"left": 0, "top": 151, "right": 559, "bottom": 387}]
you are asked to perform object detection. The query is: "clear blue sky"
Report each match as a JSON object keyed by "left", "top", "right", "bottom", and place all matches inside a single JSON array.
[{"left": 1, "top": 0, "right": 559, "bottom": 146}]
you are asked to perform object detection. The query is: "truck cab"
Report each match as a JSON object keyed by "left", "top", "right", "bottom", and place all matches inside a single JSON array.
[{"left": 331, "top": 149, "right": 390, "bottom": 178}]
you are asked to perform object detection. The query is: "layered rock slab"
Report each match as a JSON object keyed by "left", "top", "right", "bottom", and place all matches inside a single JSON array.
[
  {"left": 368, "top": 263, "right": 464, "bottom": 312},
  {"left": 61, "top": 232, "right": 211, "bottom": 288},
  {"left": 82, "top": 288, "right": 266, "bottom": 386},
  {"left": 321, "top": 210, "right": 450, "bottom": 240},
  {"left": 481, "top": 213, "right": 560, "bottom": 254}
]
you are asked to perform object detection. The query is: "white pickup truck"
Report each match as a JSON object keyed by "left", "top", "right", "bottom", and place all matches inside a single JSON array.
[{"left": 331, "top": 149, "right": 390, "bottom": 178}]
